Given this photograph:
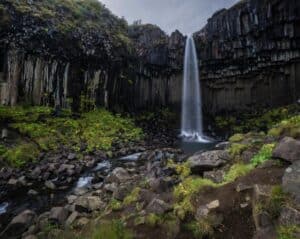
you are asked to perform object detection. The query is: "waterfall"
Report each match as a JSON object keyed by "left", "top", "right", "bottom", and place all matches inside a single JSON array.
[{"left": 181, "top": 36, "right": 207, "bottom": 142}]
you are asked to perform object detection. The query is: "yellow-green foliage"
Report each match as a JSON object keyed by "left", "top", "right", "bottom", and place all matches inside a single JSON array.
[
  {"left": 173, "top": 177, "right": 216, "bottom": 219},
  {"left": 223, "top": 164, "right": 254, "bottom": 183},
  {"left": 229, "top": 133, "right": 244, "bottom": 143},
  {"left": 123, "top": 187, "right": 141, "bottom": 206},
  {"left": 228, "top": 143, "right": 248, "bottom": 158},
  {"left": 216, "top": 104, "right": 299, "bottom": 134},
  {"left": 277, "top": 225, "right": 300, "bottom": 239},
  {"left": 109, "top": 199, "right": 123, "bottom": 211},
  {"left": 185, "top": 218, "right": 214, "bottom": 239},
  {"left": 268, "top": 115, "right": 300, "bottom": 139},
  {"left": 251, "top": 144, "right": 275, "bottom": 166},
  {"left": 3, "top": 143, "right": 40, "bottom": 167},
  {"left": 0, "top": 106, "right": 143, "bottom": 167},
  {"left": 145, "top": 213, "right": 162, "bottom": 227},
  {"left": 264, "top": 186, "right": 287, "bottom": 219},
  {"left": 167, "top": 160, "right": 191, "bottom": 179}
]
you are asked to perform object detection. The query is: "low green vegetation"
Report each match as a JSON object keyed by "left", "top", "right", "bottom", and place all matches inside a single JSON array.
[
  {"left": 185, "top": 217, "right": 215, "bottom": 239},
  {"left": 277, "top": 225, "right": 300, "bottom": 239},
  {"left": 123, "top": 187, "right": 141, "bottom": 206},
  {"left": 250, "top": 143, "right": 275, "bottom": 166},
  {"left": 173, "top": 177, "right": 217, "bottom": 219},
  {"left": 215, "top": 104, "right": 299, "bottom": 135},
  {"left": 223, "top": 163, "right": 254, "bottom": 183},
  {"left": 268, "top": 115, "right": 300, "bottom": 139},
  {"left": 0, "top": 106, "right": 143, "bottom": 167}
]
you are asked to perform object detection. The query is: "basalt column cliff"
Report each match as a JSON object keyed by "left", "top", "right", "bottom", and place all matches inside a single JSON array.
[
  {"left": 0, "top": 0, "right": 299, "bottom": 115},
  {"left": 195, "top": 0, "right": 300, "bottom": 115}
]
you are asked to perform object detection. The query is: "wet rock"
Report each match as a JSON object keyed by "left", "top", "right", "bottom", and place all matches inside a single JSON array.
[
  {"left": 113, "top": 186, "right": 130, "bottom": 201},
  {"left": 279, "top": 206, "right": 300, "bottom": 226},
  {"left": 57, "top": 164, "right": 75, "bottom": 174},
  {"left": 2, "top": 210, "right": 36, "bottom": 238},
  {"left": 104, "top": 183, "right": 117, "bottom": 193},
  {"left": 188, "top": 150, "right": 229, "bottom": 174},
  {"left": 148, "top": 177, "right": 173, "bottom": 193},
  {"left": 215, "top": 142, "right": 230, "bottom": 150},
  {"left": 282, "top": 161, "right": 300, "bottom": 203},
  {"left": 106, "top": 167, "right": 130, "bottom": 184},
  {"left": 146, "top": 198, "right": 172, "bottom": 215},
  {"left": 45, "top": 180, "right": 56, "bottom": 190},
  {"left": 27, "top": 189, "right": 38, "bottom": 196},
  {"left": 74, "top": 196, "right": 104, "bottom": 213},
  {"left": 67, "top": 153, "right": 77, "bottom": 160},
  {"left": 65, "top": 212, "right": 79, "bottom": 227},
  {"left": 203, "top": 170, "right": 225, "bottom": 183},
  {"left": 7, "top": 178, "right": 18, "bottom": 186},
  {"left": 272, "top": 137, "right": 300, "bottom": 163},
  {"left": 49, "top": 207, "right": 69, "bottom": 225}
]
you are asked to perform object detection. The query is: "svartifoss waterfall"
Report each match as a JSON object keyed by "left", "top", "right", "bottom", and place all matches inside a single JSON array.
[{"left": 181, "top": 36, "right": 208, "bottom": 142}]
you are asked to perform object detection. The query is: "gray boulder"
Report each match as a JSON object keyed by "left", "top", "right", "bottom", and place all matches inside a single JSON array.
[
  {"left": 106, "top": 167, "right": 130, "bottom": 183},
  {"left": 188, "top": 150, "right": 229, "bottom": 174},
  {"left": 1, "top": 210, "right": 36, "bottom": 238},
  {"left": 49, "top": 207, "right": 69, "bottom": 225},
  {"left": 146, "top": 198, "right": 172, "bottom": 215},
  {"left": 279, "top": 206, "right": 300, "bottom": 226},
  {"left": 272, "top": 137, "right": 300, "bottom": 163},
  {"left": 282, "top": 161, "right": 300, "bottom": 203},
  {"left": 75, "top": 196, "right": 104, "bottom": 213}
]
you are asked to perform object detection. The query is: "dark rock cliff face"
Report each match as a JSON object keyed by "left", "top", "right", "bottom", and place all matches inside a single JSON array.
[
  {"left": 195, "top": 0, "right": 300, "bottom": 115},
  {"left": 0, "top": 0, "right": 299, "bottom": 116},
  {"left": 0, "top": 1, "right": 185, "bottom": 112}
]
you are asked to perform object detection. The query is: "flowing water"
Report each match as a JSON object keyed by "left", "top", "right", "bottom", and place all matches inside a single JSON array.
[{"left": 181, "top": 36, "right": 209, "bottom": 143}]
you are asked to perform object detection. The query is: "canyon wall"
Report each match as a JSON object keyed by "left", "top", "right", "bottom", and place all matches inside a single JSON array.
[
  {"left": 195, "top": 0, "right": 300, "bottom": 114},
  {"left": 0, "top": 0, "right": 300, "bottom": 116}
]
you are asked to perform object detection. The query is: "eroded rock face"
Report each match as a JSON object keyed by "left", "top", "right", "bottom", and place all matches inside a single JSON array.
[{"left": 272, "top": 137, "right": 300, "bottom": 163}]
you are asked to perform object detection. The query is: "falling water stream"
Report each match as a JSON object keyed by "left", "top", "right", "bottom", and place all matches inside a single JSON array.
[{"left": 181, "top": 35, "right": 209, "bottom": 143}]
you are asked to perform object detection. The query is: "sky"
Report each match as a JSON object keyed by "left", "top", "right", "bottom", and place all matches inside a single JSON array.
[{"left": 100, "top": 0, "right": 239, "bottom": 35}]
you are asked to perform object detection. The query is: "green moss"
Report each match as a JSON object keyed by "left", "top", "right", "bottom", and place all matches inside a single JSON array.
[
  {"left": 228, "top": 143, "right": 248, "bottom": 158},
  {"left": 251, "top": 144, "right": 275, "bottom": 166},
  {"left": 145, "top": 213, "right": 162, "bottom": 227},
  {"left": 223, "top": 164, "right": 254, "bottom": 183},
  {"left": 167, "top": 160, "right": 191, "bottom": 179},
  {"left": 109, "top": 199, "right": 123, "bottom": 211},
  {"left": 185, "top": 218, "right": 214, "bottom": 239},
  {"left": 277, "top": 225, "right": 300, "bottom": 239},
  {"left": 173, "top": 177, "right": 216, "bottom": 219},
  {"left": 123, "top": 187, "right": 141, "bottom": 206},
  {"left": 268, "top": 115, "right": 300, "bottom": 139},
  {"left": 3, "top": 143, "right": 40, "bottom": 167},
  {"left": 229, "top": 133, "right": 244, "bottom": 143}
]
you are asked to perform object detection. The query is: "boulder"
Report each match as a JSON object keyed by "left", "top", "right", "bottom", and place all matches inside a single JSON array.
[
  {"left": 282, "top": 161, "right": 300, "bottom": 203},
  {"left": 203, "top": 170, "right": 225, "bottom": 183},
  {"left": 45, "top": 180, "right": 56, "bottom": 190},
  {"left": 272, "top": 137, "right": 300, "bottom": 163},
  {"left": 106, "top": 167, "right": 130, "bottom": 183},
  {"left": 253, "top": 227, "right": 277, "bottom": 239},
  {"left": 1, "top": 210, "right": 36, "bottom": 238},
  {"left": 49, "top": 207, "right": 69, "bottom": 225},
  {"left": 188, "top": 150, "right": 229, "bottom": 174},
  {"left": 74, "top": 196, "right": 104, "bottom": 213},
  {"left": 146, "top": 198, "right": 172, "bottom": 215},
  {"left": 65, "top": 212, "right": 79, "bottom": 227},
  {"left": 279, "top": 206, "right": 300, "bottom": 226}
]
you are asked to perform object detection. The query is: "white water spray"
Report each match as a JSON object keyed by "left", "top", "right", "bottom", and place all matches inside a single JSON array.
[{"left": 181, "top": 36, "right": 208, "bottom": 142}]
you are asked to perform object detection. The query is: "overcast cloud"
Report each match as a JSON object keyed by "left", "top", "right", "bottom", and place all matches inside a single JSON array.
[{"left": 100, "top": 0, "right": 239, "bottom": 35}]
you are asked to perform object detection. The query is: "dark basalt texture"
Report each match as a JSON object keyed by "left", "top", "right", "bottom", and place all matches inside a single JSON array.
[
  {"left": 195, "top": 0, "right": 300, "bottom": 114},
  {"left": 0, "top": 0, "right": 300, "bottom": 116}
]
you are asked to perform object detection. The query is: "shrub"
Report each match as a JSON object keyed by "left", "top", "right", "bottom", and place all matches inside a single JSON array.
[
  {"left": 229, "top": 134, "right": 244, "bottom": 143},
  {"left": 277, "top": 225, "right": 300, "bottom": 239}
]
